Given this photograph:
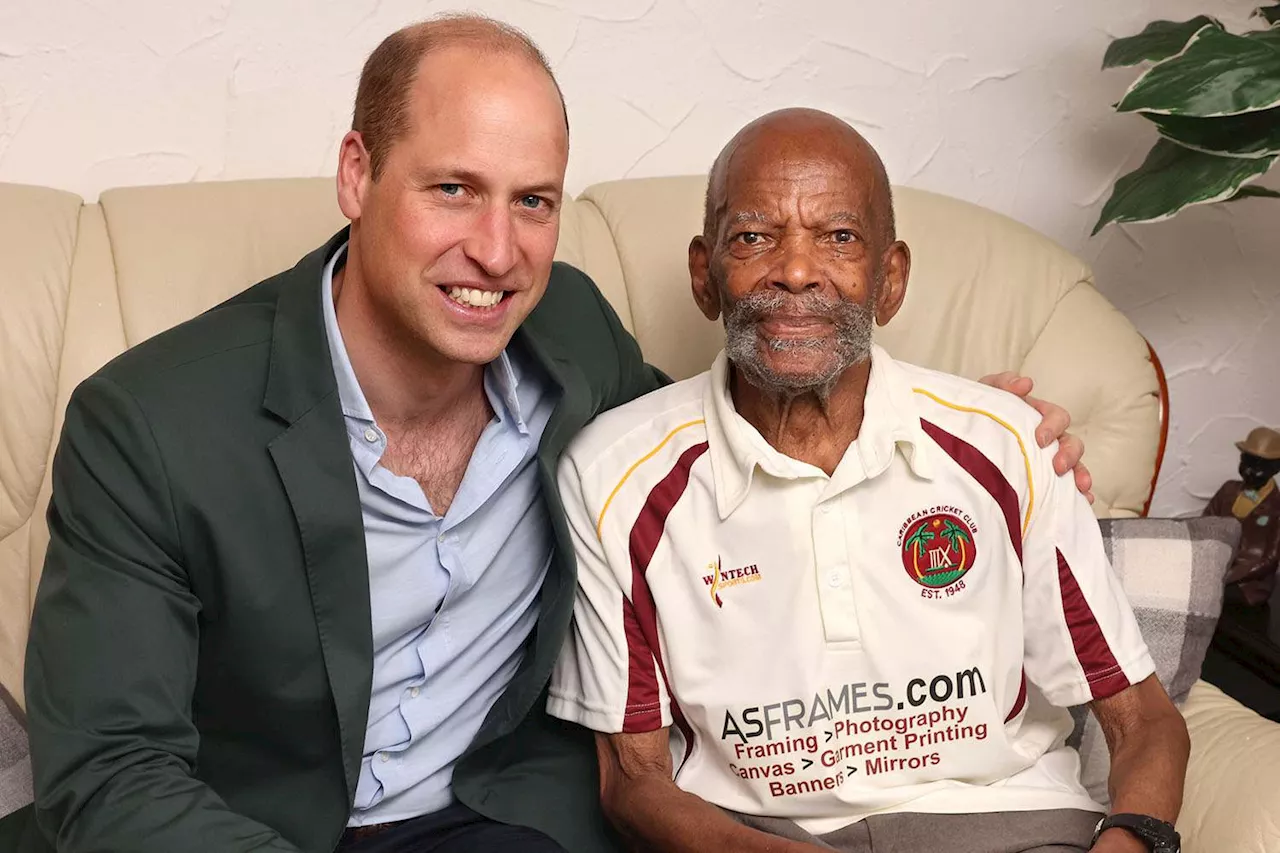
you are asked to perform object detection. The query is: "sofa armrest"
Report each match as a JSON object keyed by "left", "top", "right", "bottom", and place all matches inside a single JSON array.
[{"left": 1177, "top": 679, "right": 1280, "bottom": 853}]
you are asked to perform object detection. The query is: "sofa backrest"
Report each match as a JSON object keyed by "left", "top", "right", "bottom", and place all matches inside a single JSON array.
[{"left": 0, "top": 176, "right": 1160, "bottom": 707}]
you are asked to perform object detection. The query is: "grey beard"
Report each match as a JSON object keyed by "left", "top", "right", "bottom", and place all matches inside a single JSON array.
[{"left": 721, "top": 286, "right": 875, "bottom": 403}]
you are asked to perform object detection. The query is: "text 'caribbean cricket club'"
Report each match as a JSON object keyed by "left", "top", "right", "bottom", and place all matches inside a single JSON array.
[{"left": 719, "top": 668, "right": 991, "bottom": 798}]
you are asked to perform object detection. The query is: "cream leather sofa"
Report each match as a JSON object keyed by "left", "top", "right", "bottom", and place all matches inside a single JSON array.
[{"left": 2, "top": 176, "right": 1278, "bottom": 851}]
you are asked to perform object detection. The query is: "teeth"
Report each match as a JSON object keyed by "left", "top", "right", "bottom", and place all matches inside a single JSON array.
[{"left": 446, "top": 286, "right": 503, "bottom": 308}]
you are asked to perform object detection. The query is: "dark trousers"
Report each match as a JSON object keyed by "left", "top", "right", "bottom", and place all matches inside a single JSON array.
[
  {"left": 339, "top": 803, "right": 567, "bottom": 853},
  {"left": 728, "top": 807, "right": 1100, "bottom": 852}
]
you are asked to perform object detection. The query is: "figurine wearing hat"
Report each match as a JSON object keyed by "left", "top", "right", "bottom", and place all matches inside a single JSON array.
[{"left": 1203, "top": 426, "right": 1280, "bottom": 605}]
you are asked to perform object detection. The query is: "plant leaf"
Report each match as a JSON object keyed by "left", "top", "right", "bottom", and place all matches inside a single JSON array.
[
  {"left": 1150, "top": 107, "right": 1280, "bottom": 158},
  {"left": 1103, "top": 17, "right": 1222, "bottom": 68},
  {"left": 1117, "top": 26, "right": 1280, "bottom": 116},
  {"left": 1258, "top": 4, "right": 1280, "bottom": 26},
  {"left": 1093, "top": 140, "right": 1277, "bottom": 233},
  {"left": 1227, "top": 184, "right": 1280, "bottom": 199}
]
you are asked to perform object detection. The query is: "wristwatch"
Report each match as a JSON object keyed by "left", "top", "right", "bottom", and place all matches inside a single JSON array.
[{"left": 1092, "top": 813, "right": 1180, "bottom": 852}]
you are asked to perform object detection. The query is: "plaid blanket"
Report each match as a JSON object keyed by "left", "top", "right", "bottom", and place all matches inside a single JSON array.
[{"left": 1069, "top": 515, "right": 1241, "bottom": 803}]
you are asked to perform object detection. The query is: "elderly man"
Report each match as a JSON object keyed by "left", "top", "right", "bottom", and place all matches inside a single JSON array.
[
  {"left": 5, "top": 16, "right": 1091, "bottom": 853},
  {"left": 548, "top": 109, "right": 1188, "bottom": 853}
]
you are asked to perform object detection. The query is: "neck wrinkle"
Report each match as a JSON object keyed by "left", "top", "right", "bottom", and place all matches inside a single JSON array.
[{"left": 730, "top": 359, "right": 872, "bottom": 474}]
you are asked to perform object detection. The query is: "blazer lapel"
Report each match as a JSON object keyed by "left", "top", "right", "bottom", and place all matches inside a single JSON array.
[
  {"left": 518, "top": 327, "right": 592, "bottom": 466},
  {"left": 264, "top": 231, "right": 372, "bottom": 802},
  {"left": 465, "top": 326, "right": 593, "bottom": 743}
]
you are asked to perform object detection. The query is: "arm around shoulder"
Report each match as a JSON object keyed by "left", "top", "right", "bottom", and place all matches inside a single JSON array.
[{"left": 26, "top": 376, "right": 299, "bottom": 852}]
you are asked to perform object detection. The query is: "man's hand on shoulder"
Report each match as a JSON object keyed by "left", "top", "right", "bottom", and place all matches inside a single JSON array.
[{"left": 979, "top": 371, "right": 1093, "bottom": 505}]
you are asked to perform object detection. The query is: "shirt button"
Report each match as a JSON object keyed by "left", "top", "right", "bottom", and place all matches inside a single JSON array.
[
  {"left": 820, "top": 504, "right": 833, "bottom": 515},
  {"left": 410, "top": 687, "right": 421, "bottom": 698},
  {"left": 363, "top": 428, "right": 378, "bottom": 443},
  {"left": 378, "top": 752, "right": 390, "bottom": 763},
  {"left": 827, "top": 570, "right": 842, "bottom": 588}
]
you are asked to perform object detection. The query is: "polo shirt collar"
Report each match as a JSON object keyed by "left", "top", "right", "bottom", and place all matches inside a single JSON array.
[{"left": 704, "top": 343, "right": 933, "bottom": 520}]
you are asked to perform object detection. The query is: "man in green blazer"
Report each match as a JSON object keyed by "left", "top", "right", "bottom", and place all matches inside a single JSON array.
[{"left": 2, "top": 14, "right": 1084, "bottom": 853}]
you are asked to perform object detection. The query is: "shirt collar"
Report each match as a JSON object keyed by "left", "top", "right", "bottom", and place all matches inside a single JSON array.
[
  {"left": 320, "top": 241, "right": 528, "bottom": 436},
  {"left": 321, "top": 243, "right": 373, "bottom": 425},
  {"left": 704, "top": 343, "right": 933, "bottom": 520},
  {"left": 487, "top": 346, "right": 530, "bottom": 436}
]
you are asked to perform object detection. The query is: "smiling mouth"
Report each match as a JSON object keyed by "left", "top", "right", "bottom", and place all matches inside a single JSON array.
[
  {"left": 758, "top": 315, "right": 833, "bottom": 334},
  {"left": 441, "top": 285, "right": 509, "bottom": 309}
]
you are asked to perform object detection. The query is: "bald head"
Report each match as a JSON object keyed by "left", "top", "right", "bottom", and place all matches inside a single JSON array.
[
  {"left": 353, "top": 13, "right": 568, "bottom": 180},
  {"left": 703, "top": 108, "right": 894, "bottom": 247}
]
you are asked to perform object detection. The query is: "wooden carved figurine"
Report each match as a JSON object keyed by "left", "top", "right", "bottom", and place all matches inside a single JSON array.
[{"left": 1204, "top": 427, "right": 1280, "bottom": 606}]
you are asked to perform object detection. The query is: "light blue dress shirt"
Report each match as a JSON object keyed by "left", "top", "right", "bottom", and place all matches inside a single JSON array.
[{"left": 321, "top": 245, "right": 555, "bottom": 825}]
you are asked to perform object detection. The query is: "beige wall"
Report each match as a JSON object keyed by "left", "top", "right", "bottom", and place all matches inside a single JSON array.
[{"left": 1, "top": 0, "right": 1276, "bottom": 517}]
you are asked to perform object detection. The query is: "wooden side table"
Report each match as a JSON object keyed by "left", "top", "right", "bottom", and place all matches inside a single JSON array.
[{"left": 1201, "top": 584, "right": 1280, "bottom": 722}]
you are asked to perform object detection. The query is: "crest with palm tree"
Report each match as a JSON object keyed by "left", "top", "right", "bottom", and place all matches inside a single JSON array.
[{"left": 902, "top": 514, "right": 977, "bottom": 589}]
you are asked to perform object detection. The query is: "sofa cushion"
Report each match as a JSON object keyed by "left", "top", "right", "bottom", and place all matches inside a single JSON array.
[
  {"left": 0, "top": 681, "right": 30, "bottom": 819},
  {"left": 1070, "top": 516, "right": 1241, "bottom": 803}
]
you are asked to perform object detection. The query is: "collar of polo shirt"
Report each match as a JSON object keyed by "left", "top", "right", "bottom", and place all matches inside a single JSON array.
[{"left": 704, "top": 343, "right": 934, "bottom": 520}]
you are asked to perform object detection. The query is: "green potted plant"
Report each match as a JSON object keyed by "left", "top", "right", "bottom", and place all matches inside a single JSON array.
[{"left": 1094, "top": 5, "right": 1280, "bottom": 233}]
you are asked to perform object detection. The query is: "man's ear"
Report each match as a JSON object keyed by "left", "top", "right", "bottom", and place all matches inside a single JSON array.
[
  {"left": 689, "top": 236, "right": 721, "bottom": 321},
  {"left": 336, "top": 130, "right": 373, "bottom": 222},
  {"left": 875, "top": 240, "right": 911, "bottom": 326}
]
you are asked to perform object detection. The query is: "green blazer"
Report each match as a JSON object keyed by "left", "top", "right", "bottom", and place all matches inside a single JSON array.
[{"left": 7, "top": 231, "right": 666, "bottom": 853}]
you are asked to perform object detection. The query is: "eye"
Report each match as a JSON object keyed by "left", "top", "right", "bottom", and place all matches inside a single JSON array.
[
  {"left": 438, "top": 183, "right": 463, "bottom": 197},
  {"left": 518, "top": 195, "right": 548, "bottom": 210},
  {"left": 832, "top": 230, "right": 857, "bottom": 243},
  {"left": 736, "top": 232, "right": 763, "bottom": 245}
]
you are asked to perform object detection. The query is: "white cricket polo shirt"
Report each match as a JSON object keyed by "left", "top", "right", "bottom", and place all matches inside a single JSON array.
[{"left": 548, "top": 345, "right": 1155, "bottom": 834}]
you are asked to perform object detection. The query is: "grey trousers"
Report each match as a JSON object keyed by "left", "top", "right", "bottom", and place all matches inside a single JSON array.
[{"left": 726, "top": 808, "right": 1101, "bottom": 853}]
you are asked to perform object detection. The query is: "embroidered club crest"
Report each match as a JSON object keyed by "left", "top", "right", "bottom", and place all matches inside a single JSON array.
[{"left": 899, "top": 511, "right": 978, "bottom": 590}]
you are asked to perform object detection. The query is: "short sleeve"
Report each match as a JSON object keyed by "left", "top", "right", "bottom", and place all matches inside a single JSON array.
[
  {"left": 547, "top": 451, "right": 672, "bottom": 734},
  {"left": 1021, "top": 443, "right": 1155, "bottom": 707}
]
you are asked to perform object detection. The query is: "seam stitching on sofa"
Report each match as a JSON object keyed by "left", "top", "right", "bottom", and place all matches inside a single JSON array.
[
  {"left": 575, "top": 196, "right": 636, "bottom": 333},
  {"left": 97, "top": 199, "right": 132, "bottom": 348},
  {"left": 15, "top": 201, "right": 86, "bottom": 540}
]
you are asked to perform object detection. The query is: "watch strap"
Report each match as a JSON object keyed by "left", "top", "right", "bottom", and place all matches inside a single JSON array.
[{"left": 1092, "top": 813, "right": 1180, "bottom": 851}]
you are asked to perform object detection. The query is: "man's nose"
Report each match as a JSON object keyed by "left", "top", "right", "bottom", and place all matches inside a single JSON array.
[
  {"left": 770, "top": 244, "right": 821, "bottom": 294},
  {"left": 462, "top": 204, "right": 518, "bottom": 278}
]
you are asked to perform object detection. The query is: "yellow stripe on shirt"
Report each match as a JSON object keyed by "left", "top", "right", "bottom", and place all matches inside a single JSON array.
[
  {"left": 595, "top": 419, "right": 707, "bottom": 540},
  {"left": 913, "top": 388, "right": 1035, "bottom": 534}
]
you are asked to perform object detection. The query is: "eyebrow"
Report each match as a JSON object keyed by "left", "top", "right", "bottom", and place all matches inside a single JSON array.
[
  {"left": 825, "top": 210, "right": 864, "bottom": 226},
  {"left": 516, "top": 180, "right": 564, "bottom": 199},
  {"left": 726, "top": 209, "right": 867, "bottom": 228}
]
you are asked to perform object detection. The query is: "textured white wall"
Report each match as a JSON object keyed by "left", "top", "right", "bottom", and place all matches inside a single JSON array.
[{"left": 1, "top": 0, "right": 1276, "bottom": 517}]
